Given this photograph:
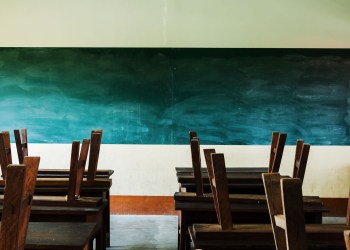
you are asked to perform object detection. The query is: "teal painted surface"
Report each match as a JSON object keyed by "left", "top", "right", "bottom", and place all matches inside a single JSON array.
[{"left": 0, "top": 48, "right": 350, "bottom": 145}]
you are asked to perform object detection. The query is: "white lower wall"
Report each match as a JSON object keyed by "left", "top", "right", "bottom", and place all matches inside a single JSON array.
[{"left": 21, "top": 144, "right": 350, "bottom": 198}]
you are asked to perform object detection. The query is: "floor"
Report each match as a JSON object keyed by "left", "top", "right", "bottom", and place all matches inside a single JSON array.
[
  {"left": 107, "top": 215, "right": 345, "bottom": 250},
  {"left": 108, "top": 215, "right": 178, "bottom": 250}
]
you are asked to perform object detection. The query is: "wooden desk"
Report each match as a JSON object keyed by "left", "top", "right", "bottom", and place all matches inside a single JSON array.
[
  {"left": 189, "top": 224, "right": 348, "bottom": 250},
  {"left": 174, "top": 192, "right": 328, "bottom": 250},
  {"left": 0, "top": 178, "right": 112, "bottom": 247},
  {"left": 0, "top": 199, "right": 107, "bottom": 250},
  {"left": 37, "top": 169, "right": 114, "bottom": 178},
  {"left": 177, "top": 168, "right": 274, "bottom": 194},
  {"left": 25, "top": 222, "right": 97, "bottom": 250}
]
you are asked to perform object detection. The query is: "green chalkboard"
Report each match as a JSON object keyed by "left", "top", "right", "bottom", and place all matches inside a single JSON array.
[{"left": 0, "top": 48, "right": 349, "bottom": 145}]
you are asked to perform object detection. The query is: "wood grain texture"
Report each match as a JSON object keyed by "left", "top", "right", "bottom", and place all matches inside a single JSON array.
[
  {"left": 0, "top": 131, "right": 12, "bottom": 178},
  {"left": 281, "top": 178, "right": 307, "bottom": 250},
  {"left": 87, "top": 130, "right": 102, "bottom": 181},
  {"left": 211, "top": 153, "right": 232, "bottom": 230},
  {"left": 294, "top": 142, "right": 310, "bottom": 184},
  {"left": 262, "top": 173, "right": 287, "bottom": 250},
  {"left": 270, "top": 133, "right": 287, "bottom": 173},
  {"left": 17, "top": 157, "right": 40, "bottom": 250},
  {"left": 68, "top": 141, "right": 80, "bottom": 201},
  {"left": 204, "top": 149, "right": 220, "bottom": 224},
  {"left": 75, "top": 139, "right": 90, "bottom": 198},
  {"left": 190, "top": 138, "right": 203, "bottom": 196},
  {"left": 0, "top": 164, "right": 26, "bottom": 250}
]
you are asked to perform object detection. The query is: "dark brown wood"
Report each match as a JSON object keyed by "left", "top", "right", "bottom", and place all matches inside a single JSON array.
[
  {"left": 24, "top": 222, "right": 96, "bottom": 250},
  {"left": 292, "top": 140, "right": 310, "bottom": 184},
  {"left": 0, "top": 164, "right": 26, "bottom": 250},
  {"left": 204, "top": 149, "right": 220, "bottom": 224},
  {"left": 190, "top": 138, "right": 203, "bottom": 196},
  {"left": 188, "top": 172, "right": 348, "bottom": 250},
  {"left": 189, "top": 131, "right": 197, "bottom": 141},
  {"left": 270, "top": 132, "right": 287, "bottom": 173},
  {"left": 37, "top": 169, "right": 114, "bottom": 178},
  {"left": 344, "top": 230, "right": 350, "bottom": 250},
  {"left": 268, "top": 132, "right": 280, "bottom": 172},
  {"left": 68, "top": 141, "right": 80, "bottom": 201},
  {"left": 22, "top": 129, "right": 28, "bottom": 159},
  {"left": 262, "top": 173, "right": 287, "bottom": 250},
  {"left": 280, "top": 178, "right": 307, "bottom": 250},
  {"left": 15, "top": 129, "right": 24, "bottom": 164},
  {"left": 211, "top": 153, "right": 232, "bottom": 230},
  {"left": 75, "top": 139, "right": 90, "bottom": 198},
  {"left": 14, "top": 128, "right": 29, "bottom": 164},
  {"left": 190, "top": 223, "right": 349, "bottom": 250},
  {"left": 18, "top": 157, "right": 40, "bottom": 250},
  {"left": 263, "top": 173, "right": 350, "bottom": 250},
  {"left": 0, "top": 131, "right": 12, "bottom": 178},
  {"left": 87, "top": 130, "right": 102, "bottom": 181}
]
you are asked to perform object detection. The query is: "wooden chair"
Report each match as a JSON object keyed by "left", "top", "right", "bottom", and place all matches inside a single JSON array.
[
  {"left": 188, "top": 153, "right": 275, "bottom": 250},
  {"left": 14, "top": 128, "right": 28, "bottom": 164},
  {"left": 0, "top": 138, "right": 108, "bottom": 250},
  {"left": 0, "top": 131, "right": 12, "bottom": 178},
  {"left": 204, "top": 138, "right": 310, "bottom": 187},
  {"left": 188, "top": 153, "right": 330, "bottom": 250},
  {"left": 12, "top": 129, "right": 107, "bottom": 179},
  {"left": 263, "top": 173, "right": 350, "bottom": 250},
  {"left": 0, "top": 156, "right": 40, "bottom": 250},
  {"left": 344, "top": 230, "right": 350, "bottom": 250},
  {"left": 177, "top": 139, "right": 317, "bottom": 250},
  {"left": 176, "top": 131, "right": 287, "bottom": 193}
]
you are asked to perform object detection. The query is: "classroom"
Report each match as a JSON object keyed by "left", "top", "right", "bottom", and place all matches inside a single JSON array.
[{"left": 0, "top": 1, "right": 350, "bottom": 249}]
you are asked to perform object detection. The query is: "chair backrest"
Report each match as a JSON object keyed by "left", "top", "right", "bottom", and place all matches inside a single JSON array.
[
  {"left": 292, "top": 140, "right": 310, "bottom": 184},
  {"left": 0, "top": 156, "right": 40, "bottom": 250},
  {"left": 268, "top": 132, "right": 287, "bottom": 173},
  {"left": 0, "top": 131, "right": 12, "bottom": 179},
  {"left": 67, "top": 139, "right": 90, "bottom": 201},
  {"left": 205, "top": 153, "right": 233, "bottom": 230},
  {"left": 262, "top": 173, "right": 307, "bottom": 250},
  {"left": 203, "top": 148, "right": 220, "bottom": 224},
  {"left": 87, "top": 129, "right": 102, "bottom": 181},
  {"left": 344, "top": 230, "right": 350, "bottom": 250},
  {"left": 14, "top": 128, "right": 28, "bottom": 164},
  {"left": 190, "top": 137, "right": 203, "bottom": 196}
]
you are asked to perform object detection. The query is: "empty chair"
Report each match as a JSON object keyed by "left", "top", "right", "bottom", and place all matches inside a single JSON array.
[
  {"left": 263, "top": 173, "right": 350, "bottom": 250},
  {"left": 0, "top": 156, "right": 40, "bottom": 250}
]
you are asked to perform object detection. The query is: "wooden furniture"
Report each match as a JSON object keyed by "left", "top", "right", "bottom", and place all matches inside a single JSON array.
[
  {"left": 263, "top": 173, "right": 349, "bottom": 250},
  {"left": 0, "top": 130, "right": 112, "bottom": 247},
  {"left": 188, "top": 153, "right": 333, "bottom": 250},
  {"left": 0, "top": 161, "right": 98, "bottom": 250},
  {"left": 0, "top": 137, "right": 110, "bottom": 249},
  {"left": 176, "top": 131, "right": 287, "bottom": 194},
  {"left": 24, "top": 222, "right": 96, "bottom": 250},
  {"left": 0, "top": 157, "right": 39, "bottom": 250},
  {"left": 345, "top": 230, "right": 350, "bottom": 250},
  {"left": 179, "top": 149, "right": 325, "bottom": 250}
]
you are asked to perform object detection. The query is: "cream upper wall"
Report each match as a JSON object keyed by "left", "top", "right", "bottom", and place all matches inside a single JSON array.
[{"left": 0, "top": 0, "right": 349, "bottom": 47}]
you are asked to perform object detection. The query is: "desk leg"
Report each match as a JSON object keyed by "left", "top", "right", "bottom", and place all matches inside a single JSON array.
[
  {"left": 103, "top": 190, "right": 111, "bottom": 247},
  {"left": 179, "top": 211, "right": 188, "bottom": 250},
  {"left": 87, "top": 213, "right": 105, "bottom": 250}
]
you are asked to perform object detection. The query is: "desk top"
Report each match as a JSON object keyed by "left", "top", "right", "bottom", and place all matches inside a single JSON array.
[
  {"left": 24, "top": 222, "right": 96, "bottom": 249},
  {"left": 0, "top": 178, "right": 112, "bottom": 188},
  {"left": 37, "top": 169, "right": 114, "bottom": 178}
]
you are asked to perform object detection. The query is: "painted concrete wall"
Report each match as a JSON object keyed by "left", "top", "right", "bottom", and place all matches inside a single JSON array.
[
  {"left": 1, "top": 0, "right": 350, "bottom": 197},
  {"left": 0, "top": 0, "right": 349, "bottom": 47}
]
